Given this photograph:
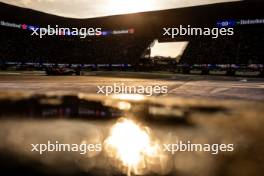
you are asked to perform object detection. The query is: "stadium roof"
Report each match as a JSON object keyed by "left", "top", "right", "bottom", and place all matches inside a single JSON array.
[
  {"left": 1, "top": 1, "right": 264, "bottom": 39},
  {"left": 0, "top": 0, "right": 239, "bottom": 18}
]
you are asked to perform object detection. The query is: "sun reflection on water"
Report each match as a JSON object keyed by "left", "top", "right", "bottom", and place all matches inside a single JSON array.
[{"left": 104, "top": 118, "right": 170, "bottom": 175}]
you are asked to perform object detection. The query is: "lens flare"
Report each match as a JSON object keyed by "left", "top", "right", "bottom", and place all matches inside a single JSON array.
[
  {"left": 106, "top": 0, "right": 156, "bottom": 15},
  {"left": 104, "top": 118, "right": 169, "bottom": 175}
]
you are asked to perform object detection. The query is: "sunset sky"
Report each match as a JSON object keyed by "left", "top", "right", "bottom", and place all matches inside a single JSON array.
[
  {"left": 0, "top": 0, "right": 236, "bottom": 18},
  {"left": 0, "top": 0, "right": 237, "bottom": 57}
]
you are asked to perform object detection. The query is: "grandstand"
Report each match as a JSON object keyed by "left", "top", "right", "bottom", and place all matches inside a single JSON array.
[
  {"left": 0, "top": 1, "right": 263, "bottom": 71},
  {"left": 180, "top": 26, "right": 264, "bottom": 64}
]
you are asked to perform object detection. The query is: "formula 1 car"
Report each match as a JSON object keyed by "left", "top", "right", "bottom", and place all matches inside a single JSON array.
[{"left": 45, "top": 67, "right": 81, "bottom": 76}]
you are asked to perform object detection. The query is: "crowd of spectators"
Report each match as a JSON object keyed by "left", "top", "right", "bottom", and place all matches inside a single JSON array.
[
  {"left": 0, "top": 27, "right": 152, "bottom": 65},
  {"left": 180, "top": 26, "right": 264, "bottom": 64},
  {"left": 1, "top": 26, "right": 263, "bottom": 66}
]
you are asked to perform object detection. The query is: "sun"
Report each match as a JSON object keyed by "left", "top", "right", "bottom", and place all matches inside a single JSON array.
[{"left": 106, "top": 0, "right": 156, "bottom": 15}]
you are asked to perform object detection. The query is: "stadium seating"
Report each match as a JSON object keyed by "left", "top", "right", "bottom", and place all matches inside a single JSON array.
[{"left": 180, "top": 26, "right": 264, "bottom": 64}]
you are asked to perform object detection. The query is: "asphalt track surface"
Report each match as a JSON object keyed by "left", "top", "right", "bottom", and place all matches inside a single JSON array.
[
  {"left": 0, "top": 72, "right": 264, "bottom": 176},
  {"left": 0, "top": 71, "right": 263, "bottom": 101}
]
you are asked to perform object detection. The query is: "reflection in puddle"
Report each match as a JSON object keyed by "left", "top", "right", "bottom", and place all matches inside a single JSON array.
[
  {"left": 104, "top": 118, "right": 170, "bottom": 176},
  {"left": 112, "top": 94, "right": 145, "bottom": 101}
]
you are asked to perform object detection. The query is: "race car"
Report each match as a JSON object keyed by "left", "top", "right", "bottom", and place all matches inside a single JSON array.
[{"left": 45, "top": 67, "right": 81, "bottom": 76}]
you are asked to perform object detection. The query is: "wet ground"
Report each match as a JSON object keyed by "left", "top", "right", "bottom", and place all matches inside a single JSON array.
[
  {"left": 0, "top": 72, "right": 263, "bottom": 101},
  {"left": 0, "top": 72, "right": 263, "bottom": 176}
]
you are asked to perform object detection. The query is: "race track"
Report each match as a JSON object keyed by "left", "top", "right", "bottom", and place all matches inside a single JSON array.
[{"left": 0, "top": 71, "right": 263, "bottom": 101}]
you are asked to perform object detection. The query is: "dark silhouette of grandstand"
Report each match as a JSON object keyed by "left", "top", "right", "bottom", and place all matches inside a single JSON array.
[
  {"left": 180, "top": 26, "right": 264, "bottom": 64},
  {"left": 0, "top": 1, "right": 263, "bottom": 65}
]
